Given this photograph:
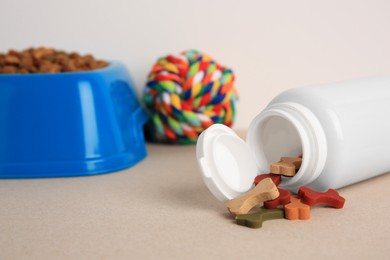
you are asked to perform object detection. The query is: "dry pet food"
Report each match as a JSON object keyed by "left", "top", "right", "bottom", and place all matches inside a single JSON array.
[{"left": 0, "top": 47, "right": 108, "bottom": 74}]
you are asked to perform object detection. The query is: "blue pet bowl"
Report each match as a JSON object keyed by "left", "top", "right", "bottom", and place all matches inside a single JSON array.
[{"left": 0, "top": 62, "right": 148, "bottom": 178}]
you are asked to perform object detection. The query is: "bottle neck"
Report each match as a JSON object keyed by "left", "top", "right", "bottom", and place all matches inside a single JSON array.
[{"left": 247, "top": 102, "right": 327, "bottom": 191}]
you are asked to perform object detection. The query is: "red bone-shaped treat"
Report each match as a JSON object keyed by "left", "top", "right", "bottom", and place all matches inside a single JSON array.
[
  {"left": 297, "top": 186, "right": 345, "bottom": 208},
  {"left": 254, "top": 174, "right": 281, "bottom": 186},
  {"left": 264, "top": 188, "right": 291, "bottom": 209}
]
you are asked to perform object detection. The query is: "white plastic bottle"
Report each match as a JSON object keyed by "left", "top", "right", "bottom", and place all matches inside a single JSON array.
[{"left": 196, "top": 77, "right": 390, "bottom": 202}]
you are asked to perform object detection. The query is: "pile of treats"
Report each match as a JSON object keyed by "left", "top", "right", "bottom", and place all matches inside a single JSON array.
[
  {"left": 0, "top": 47, "right": 108, "bottom": 74},
  {"left": 226, "top": 155, "right": 346, "bottom": 229}
]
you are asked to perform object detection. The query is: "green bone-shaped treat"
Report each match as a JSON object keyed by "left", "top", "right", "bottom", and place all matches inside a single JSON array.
[{"left": 236, "top": 208, "right": 285, "bottom": 229}]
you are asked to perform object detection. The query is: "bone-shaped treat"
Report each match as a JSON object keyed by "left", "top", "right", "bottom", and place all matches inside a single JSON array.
[
  {"left": 297, "top": 186, "right": 345, "bottom": 208},
  {"left": 270, "top": 161, "right": 296, "bottom": 176},
  {"left": 280, "top": 156, "right": 302, "bottom": 169},
  {"left": 253, "top": 173, "right": 281, "bottom": 186},
  {"left": 236, "top": 208, "right": 284, "bottom": 229},
  {"left": 284, "top": 196, "right": 310, "bottom": 220},
  {"left": 270, "top": 156, "right": 303, "bottom": 177},
  {"left": 264, "top": 188, "right": 291, "bottom": 209},
  {"left": 226, "top": 178, "right": 279, "bottom": 216}
]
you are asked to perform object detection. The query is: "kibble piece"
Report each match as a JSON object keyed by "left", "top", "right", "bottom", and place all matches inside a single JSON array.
[
  {"left": 93, "top": 60, "right": 108, "bottom": 70},
  {"left": 62, "top": 59, "right": 77, "bottom": 72},
  {"left": 32, "top": 47, "right": 55, "bottom": 60},
  {"left": 8, "top": 49, "right": 20, "bottom": 56},
  {"left": 17, "top": 68, "right": 29, "bottom": 74},
  {"left": 1, "top": 66, "right": 17, "bottom": 74},
  {"left": 20, "top": 54, "right": 34, "bottom": 69},
  {"left": 69, "top": 52, "right": 80, "bottom": 59},
  {"left": 5, "top": 55, "right": 20, "bottom": 65},
  {"left": 0, "top": 54, "right": 5, "bottom": 65},
  {"left": 39, "top": 61, "right": 61, "bottom": 73}
]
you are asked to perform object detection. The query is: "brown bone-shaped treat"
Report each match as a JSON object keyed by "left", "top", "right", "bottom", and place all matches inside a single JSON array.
[
  {"left": 270, "top": 161, "right": 296, "bottom": 176},
  {"left": 270, "top": 156, "right": 303, "bottom": 177},
  {"left": 4, "top": 55, "right": 20, "bottom": 65},
  {"left": 280, "top": 157, "right": 302, "bottom": 169},
  {"left": 226, "top": 178, "right": 279, "bottom": 216}
]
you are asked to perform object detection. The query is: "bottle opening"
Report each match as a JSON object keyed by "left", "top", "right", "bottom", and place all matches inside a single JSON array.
[
  {"left": 247, "top": 102, "right": 327, "bottom": 191},
  {"left": 249, "top": 115, "right": 303, "bottom": 174}
]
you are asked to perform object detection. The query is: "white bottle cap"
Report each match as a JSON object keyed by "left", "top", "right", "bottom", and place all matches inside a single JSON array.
[{"left": 196, "top": 124, "right": 258, "bottom": 202}]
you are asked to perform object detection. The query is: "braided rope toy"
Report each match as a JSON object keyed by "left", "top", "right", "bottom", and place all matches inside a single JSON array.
[{"left": 143, "top": 50, "right": 238, "bottom": 144}]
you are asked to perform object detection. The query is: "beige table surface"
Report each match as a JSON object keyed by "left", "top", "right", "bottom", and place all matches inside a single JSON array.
[{"left": 1, "top": 138, "right": 390, "bottom": 260}]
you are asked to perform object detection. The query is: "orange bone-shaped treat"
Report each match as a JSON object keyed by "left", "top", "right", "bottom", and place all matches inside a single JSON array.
[
  {"left": 254, "top": 173, "right": 282, "bottom": 186},
  {"left": 226, "top": 178, "right": 279, "bottom": 216},
  {"left": 263, "top": 188, "right": 291, "bottom": 209},
  {"left": 284, "top": 196, "right": 310, "bottom": 220},
  {"left": 297, "top": 186, "right": 345, "bottom": 208}
]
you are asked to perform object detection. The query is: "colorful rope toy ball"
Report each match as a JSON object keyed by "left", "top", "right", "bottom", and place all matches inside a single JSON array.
[{"left": 143, "top": 50, "right": 238, "bottom": 144}]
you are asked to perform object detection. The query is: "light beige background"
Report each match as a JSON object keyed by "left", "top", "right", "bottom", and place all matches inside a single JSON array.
[
  {"left": 1, "top": 2, "right": 390, "bottom": 259},
  {"left": 1, "top": 0, "right": 390, "bottom": 129},
  {"left": 1, "top": 142, "right": 390, "bottom": 259}
]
